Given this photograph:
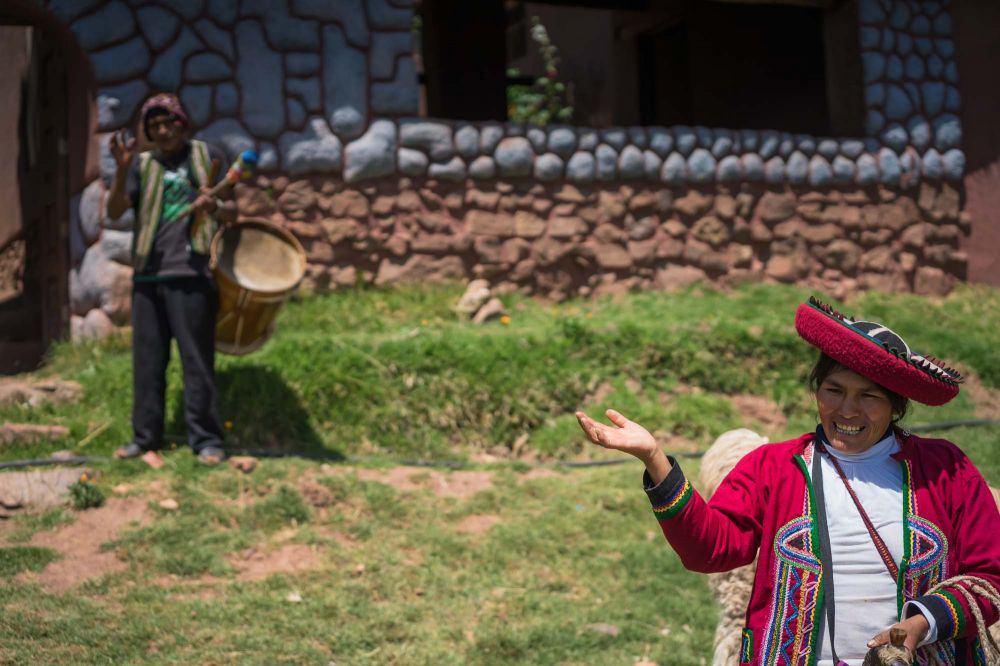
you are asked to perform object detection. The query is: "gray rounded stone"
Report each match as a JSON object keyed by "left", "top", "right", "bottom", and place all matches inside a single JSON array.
[
  {"left": 566, "top": 151, "right": 595, "bottom": 183},
  {"left": 506, "top": 121, "right": 525, "bottom": 137},
  {"left": 495, "top": 137, "right": 534, "bottom": 177},
  {"left": 832, "top": 156, "right": 856, "bottom": 184},
  {"left": 865, "top": 83, "right": 885, "bottom": 107},
  {"left": 148, "top": 26, "right": 204, "bottom": 91},
  {"left": 578, "top": 130, "right": 599, "bottom": 151},
  {"left": 717, "top": 155, "right": 742, "bottom": 182},
  {"left": 778, "top": 134, "right": 795, "bottom": 157},
  {"left": 279, "top": 117, "right": 343, "bottom": 176},
  {"left": 73, "top": 1, "right": 135, "bottom": 51},
  {"left": 600, "top": 127, "right": 628, "bottom": 150},
  {"left": 740, "top": 129, "right": 759, "bottom": 152},
  {"left": 795, "top": 134, "right": 816, "bottom": 155},
  {"left": 840, "top": 140, "right": 865, "bottom": 159},
  {"left": 764, "top": 157, "right": 785, "bottom": 185},
  {"left": 927, "top": 54, "right": 944, "bottom": 78},
  {"left": 866, "top": 110, "right": 886, "bottom": 136},
  {"left": 687, "top": 148, "right": 716, "bottom": 184},
  {"left": 293, "top": 0, "right": 369, "bottom": 46},
  {"left": 137, "top": 6, "right": 180, "bottom": 51},
  {"left": 322, "top": 24, "right": 367, "bottom": 139},
  {"left": 885, "top": 85, "right": 913, "bottom": 121},
  {"left": 468, "top": 155, "right": 496, "bottom": 180},
  {"left": 208, "top": 0, "right": 238, "bottom": 26},
  {"left": 808, "top": 155, "right": 833, "bottom": 187},
  {"left": 287, "top": 53, "right": 321, "bottom": 77},
  {"left": 881, "top": 123, "right": 909, "bottom": 153},
  {"left": 595, "top": 144, "right": 618, "bottom": 180},
  {"left": 945, "top": 61, "right": 958, "bottom": 83},
  {"left": 79, "top": 180, "right": 105, "bottom": 244},
  {"left": 912, "top": 15, "right": 931, "bottom": 36},
  {"left": 922, "top": 81, "right": 946, "bottom": 117},
  {"left": 855, "top": 154, "right": 879, "bottom": 185},
  {"left": 945, "top": 86, "right": 961, "bottom": 113},
  {"left": 371, "top": 59, "right": 419, "bottom": 116},
  {"left": 101, "top": 229, "right": 134, "bottom": 265},
  {"left": 370, "top": 31, "right": 413, "bottom": 78},
  {"left": 454, "top": 125, "right": 479, "bottom": 159},
  {"left": 367, "top": 0, "right": 412, "bottom": 30},
  {"left": 236, "top": 22, "right": 285, "bottom": 138},
  {"left": 674, "top": 126, "right": 697, "bottom": 156},
  {"left": 881, "top": 29, "right": 895, "bottom": 53},
  {"left": 711, "top": 135, "right": 734, "bottom": 158},
  {"left": 907, "top": 117, "right": 931, "bottom": 151},
  {"left": 648, "top": 128, "right": 673, "bottom": 156},
  {"left": 862, "top": 52, "right": 886, "bottom": 83},
  {"left": 758, "top": 131, "right": 780, "bottom": 159},
  {"left": 186, "top": 52, "right": 231, "bottom": 83},
  {"left": 215, "top": 83, "right": 239, "bottom": 115},
  {"left": 547, "top": 127, "right": 577, "bottom": 159},
  {"left": 527, "top": 127, "right": 547, "bottom": 152},
  {"left": 933, "top": 114, "right": 961, "bottom": 151},
  {"left": 428, "top": 156, "right": 466, "bottom": 182},
  {"left": 287, "top": 77, "right": 322, "bottom": 113},
  {"left": 860, "top": 26, "right": 880, "bottom": 49},
  {"left": 933, "top": 12, "right": 952, "bottom": 35},
  {"left": 886, "top": 54, "right": 903, "bottom": 81},
  {"left": 890, "top": 3, "right": 910, "bottom": 28},
  {"left": 90, "top": 37, "right": 150, "bottom": 85},
  {"left": 897, "top": 33, "right": 914, "bottom": 55},
  {"left": 878, "top": 148, "right": 901, "bottom": 185},
  {"left": 643, "top": 150, "right": 662, "bottom": 180},
  {"left": 479, "top": 124, "right": 503, "bottom": 153},
  {"left": 817, "top": 139, "right": 839, "bottom": 159},
  {"left": 921, "top": 149, "right": 943, "bottom": 180},
  {"left": 398, "top": 147, "right": 428, "bottom": 176},
  {"left": 628, "top": 127, "right": 648, "bottom": 148},
  {"left": 400, "top": 121, "right": 453, "bottom": 162},
  {"left": 534, "top": 153, "right": 564, "bottom": 182},
  {"left": 258, "top": 142, "right": 279, "bottom": 171},
  {"left": 899, "top": 150, "right": 919, "bottom": 188},
  {"left": 859, "top": 0, "right": 885, "bottom": 23},
  {"left": 785, "top": 151, "right": 808, "bottom": 185},
  {"left": 196, "top": 118, "right": 255, "bottom": 162},
  {"left": 660, "top": 153, "right": 687, "bottom": 185},
  {"left": 618, "top": 145, "right": 644, "bottom": 179},
  {"left": 180, "top": 84, "right": 213, "bottom": 127},
  {"left": 915, "top": 37, "right": 933, "bottom": 55},
  {"left": 694, "top": 126, "right": 714, "bottom": 149},
  {"left": 96, "top": 80, "right": 148, "bottom": 131},
  {"left": 344, "top": 119, "right": 397, "bottom": 182},
  {"left": 904, "top": 54, "right": 925, "bottom": 80},
  {"left": 741, "top": 154, "right": 764, "bottom": 181}
]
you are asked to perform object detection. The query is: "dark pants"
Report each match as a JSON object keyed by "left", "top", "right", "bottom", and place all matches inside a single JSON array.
[{"left": 131, "top": 277, "right": 223, "bottom": 453}]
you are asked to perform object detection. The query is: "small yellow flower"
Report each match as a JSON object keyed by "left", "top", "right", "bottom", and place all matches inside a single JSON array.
[
  {"left": 79, "top": 473, "right": 89, "bottom": 483},
  {"left": 586, "top": 312, "right": 593, "bottom": 319},
  {"left": 421, "top": 319, "right": 429, "bottom": 326},
  {"left": 224, "top": 420, "right": 233, "bottom": 430},
  {"left": 500, "top": 315, "right": 511, "bottom": 325}
]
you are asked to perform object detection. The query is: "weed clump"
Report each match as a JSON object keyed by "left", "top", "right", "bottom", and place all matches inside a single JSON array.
[{"left": 68, "top": 474, "right": 105, "bottom": 510}]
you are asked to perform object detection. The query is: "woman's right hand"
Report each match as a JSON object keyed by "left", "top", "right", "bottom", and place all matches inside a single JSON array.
[
  {"left": 575, "top": 409, "right": 658, "bottom": 462},
  {"left": 109, "top": 129, "right": 137, "bottom": 169}
]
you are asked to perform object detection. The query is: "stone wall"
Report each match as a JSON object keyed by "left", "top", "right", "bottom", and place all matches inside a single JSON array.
[{"left": 227, "top": 175, "right": 967, "bottom": 303}]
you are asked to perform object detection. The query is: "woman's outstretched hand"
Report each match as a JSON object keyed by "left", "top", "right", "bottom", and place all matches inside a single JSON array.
[{"left": 575, "top": 409, "right": 672, "bottom": 484}]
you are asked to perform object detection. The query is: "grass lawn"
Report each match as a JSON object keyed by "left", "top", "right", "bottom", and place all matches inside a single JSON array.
[{"left": 1, "top": 282, "right": 998, "bottom": 664}]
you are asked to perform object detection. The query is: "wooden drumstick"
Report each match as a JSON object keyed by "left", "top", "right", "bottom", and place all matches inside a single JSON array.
[{"left": 166, "top": 150, "right": 258, "bottom": 225}]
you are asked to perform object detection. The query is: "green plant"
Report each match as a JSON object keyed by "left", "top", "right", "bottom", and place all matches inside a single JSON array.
[
  {"left": 68, "top": 474, "right": 105, "bottom": 510},
  {"left": 507, "top": 16, "right": 573, "bottom": 125}
]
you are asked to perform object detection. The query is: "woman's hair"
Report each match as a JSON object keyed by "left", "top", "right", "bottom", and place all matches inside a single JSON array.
[{"left": 809, "top": 352, "right": 909, "bottom": 423}]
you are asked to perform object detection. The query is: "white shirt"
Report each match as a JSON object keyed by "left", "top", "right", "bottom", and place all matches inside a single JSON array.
[{"left": 811, "top": 432, "right": 937, "bottom": 665}]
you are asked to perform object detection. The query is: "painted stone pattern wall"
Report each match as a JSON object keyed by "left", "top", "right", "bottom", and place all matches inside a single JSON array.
[{"left": 49, "top": 0, "right": 968, "bottom": 338}]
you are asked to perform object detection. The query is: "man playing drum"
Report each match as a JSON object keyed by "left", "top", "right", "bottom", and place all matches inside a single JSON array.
[{"left": 106, "top": 93, "right": 235, "bottom": 465}]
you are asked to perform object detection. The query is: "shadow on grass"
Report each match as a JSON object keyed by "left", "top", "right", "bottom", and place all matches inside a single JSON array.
[{"left": 166, "top": 365, "right": 337, "bottom": 459}]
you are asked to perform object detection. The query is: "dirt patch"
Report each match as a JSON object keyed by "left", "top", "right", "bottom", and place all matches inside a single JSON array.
[
  {"left": 520, "top": 468, "right": 560, "bottom": 481},
  {"left": 325, "top": 466, "right": 495, "bottom": 500},
  {"left": 455, "top": 513, "right": 502, "bottom": 535},
  {"left": 231, "top": 543, "right": 324, "bottom": 582},
  {"left": 17, "top": 496, "right": 150, "bottom": 593},
  {"left": 729, "top": 394, "right": 788, "bottom": 432},
  {"left": 152, "top": 573, "right": 228, "bottom": 600},
  {"left": 962, "top": 371, "right": 1000, "bottom": 420}
]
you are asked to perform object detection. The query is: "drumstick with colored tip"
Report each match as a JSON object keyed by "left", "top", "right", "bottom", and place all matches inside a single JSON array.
[{"left": 168, "top": 150, "right": 259, "bottom": 224}]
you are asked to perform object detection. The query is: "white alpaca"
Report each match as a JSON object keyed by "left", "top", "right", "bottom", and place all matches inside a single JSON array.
[
  {"left": 699, "top": 430, "right": 1000, "bottom": 665},
  {"left": 699, "top": 428, "right": 770, "bottom": 666}
]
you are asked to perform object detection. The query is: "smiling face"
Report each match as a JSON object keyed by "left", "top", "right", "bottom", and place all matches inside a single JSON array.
[
  {"left": 145, "top": 111, "right": 184, "bottom": 155},
  {"left": 815, "top": 367, "right": 895, "bottom": 454}
]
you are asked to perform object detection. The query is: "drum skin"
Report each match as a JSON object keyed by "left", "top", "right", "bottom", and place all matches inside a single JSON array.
[{"left": 211, "top": 219, "right": 306, "bottom": 355}]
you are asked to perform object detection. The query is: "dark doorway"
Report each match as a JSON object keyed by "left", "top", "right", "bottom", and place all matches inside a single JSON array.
[{"left": 0, "top": 24, "right": 70, "bottom": 374}]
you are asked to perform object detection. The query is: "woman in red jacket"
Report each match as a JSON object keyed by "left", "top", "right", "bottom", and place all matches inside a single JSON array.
[{"left": 576, "top": 297, "right": 1000, "bottom": 665}]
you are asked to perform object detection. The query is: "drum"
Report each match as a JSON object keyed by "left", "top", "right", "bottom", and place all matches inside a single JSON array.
[{"left": 211, "top": 219, "right": 306, "bottom": 355}]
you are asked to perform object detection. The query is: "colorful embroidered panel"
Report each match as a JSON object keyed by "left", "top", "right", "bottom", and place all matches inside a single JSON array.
[
  {"left": 760, "top": 515, "right": 823, "bottom": 666},
  {"left": 740, "top": 627, "right": 754, "bottom": 664}
]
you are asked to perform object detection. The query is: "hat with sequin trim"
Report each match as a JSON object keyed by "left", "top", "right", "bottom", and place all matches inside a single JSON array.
[
  {"left": 795, "top": 296, "right": 962, "bottom": 406},
  {"left": 140, "top": 92, "right": 189, "bottom": 140}
]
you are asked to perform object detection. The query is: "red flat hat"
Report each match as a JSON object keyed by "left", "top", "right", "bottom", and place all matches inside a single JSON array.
[{"left": 795, "top": 297, "right": 962, "bottom": 406}]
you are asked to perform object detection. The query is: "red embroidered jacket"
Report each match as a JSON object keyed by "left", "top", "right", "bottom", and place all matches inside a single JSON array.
[{"left": 645, "top": 430, "right": 1000, "bottom": 666}]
